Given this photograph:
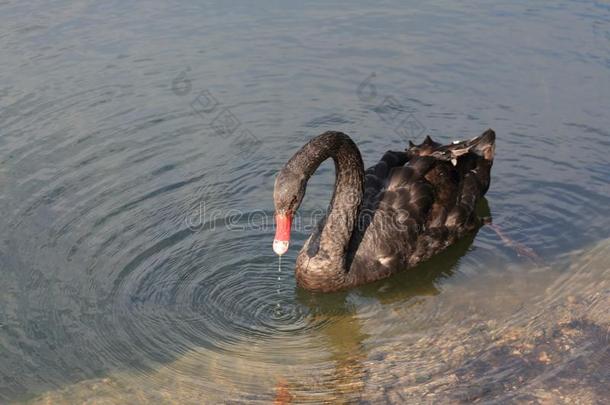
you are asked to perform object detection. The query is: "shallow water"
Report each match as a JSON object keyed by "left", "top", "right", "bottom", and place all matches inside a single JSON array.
[{"left": 1, "top": 0, "right": 609, "bottom": 403}]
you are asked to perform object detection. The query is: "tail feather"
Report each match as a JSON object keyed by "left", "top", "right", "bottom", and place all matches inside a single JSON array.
[{"left": 407, "top": 129, "right": 496, "bottom": 163}]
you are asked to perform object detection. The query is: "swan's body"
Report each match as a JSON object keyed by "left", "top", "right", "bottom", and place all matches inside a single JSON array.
[{"left": 273, "top": 130, "right": 495, "bottom": 292}]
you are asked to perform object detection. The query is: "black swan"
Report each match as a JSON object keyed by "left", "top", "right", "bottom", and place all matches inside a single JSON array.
[{"left": 273, "top": 130, "right": 496, "bottom": 292}]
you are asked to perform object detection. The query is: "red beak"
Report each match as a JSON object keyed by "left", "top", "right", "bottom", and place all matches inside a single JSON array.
[{"left": 273, "top": 213, "right": 292, "bottom": 255}]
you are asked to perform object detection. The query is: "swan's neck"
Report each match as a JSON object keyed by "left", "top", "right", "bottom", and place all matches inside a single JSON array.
[
  {"left": 287, "top": 132, "right": 364, "bottom": 282},
  {"left": 318, "top": 140, "right": 364, "bottom": 258}
]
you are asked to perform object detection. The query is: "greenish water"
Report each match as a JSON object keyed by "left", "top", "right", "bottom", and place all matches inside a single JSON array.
[{"left": 1, "top": 0, "right": 609, "bottom": 403}]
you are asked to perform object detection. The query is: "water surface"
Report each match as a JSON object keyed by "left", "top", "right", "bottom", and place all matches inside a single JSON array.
[{"left": 1, "top": 0, "right": 609, "bottom": 403}]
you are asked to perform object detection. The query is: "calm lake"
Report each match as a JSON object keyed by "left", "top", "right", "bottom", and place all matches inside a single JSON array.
[{"left": 1, "top": 0, "right": 609, "bottom": 403}]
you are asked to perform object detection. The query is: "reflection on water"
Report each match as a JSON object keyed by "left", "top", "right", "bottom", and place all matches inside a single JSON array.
[
  {"left": 22, "top": 238, "right": 610, "bottom": 403},
  {"left": 1, "top": 0, "right": 609, "bottom": 403}
]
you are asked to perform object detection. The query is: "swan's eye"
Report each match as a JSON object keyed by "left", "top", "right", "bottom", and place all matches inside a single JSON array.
[{"left": 287, "top": 195, "right": 298, "bottom": 212}]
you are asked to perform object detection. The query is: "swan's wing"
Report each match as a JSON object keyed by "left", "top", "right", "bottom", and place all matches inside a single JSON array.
[
  {"left": 352, "top": 130, "right": 495, "bottom": 273},
  {"left": 371, "top": 129, "right": 495, "bottom": 231},
  {"left": 362, "top": 150, "right": 409, "bottom": 210}
]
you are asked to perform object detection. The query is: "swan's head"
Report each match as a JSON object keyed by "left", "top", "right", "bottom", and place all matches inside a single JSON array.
[{"left": 273, "top": 168, "right": 307, "bottom": 255}]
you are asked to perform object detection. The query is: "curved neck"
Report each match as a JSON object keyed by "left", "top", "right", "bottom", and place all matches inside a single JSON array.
[{"left": 287, "top": 131, "right": 364, "bottom": 268}]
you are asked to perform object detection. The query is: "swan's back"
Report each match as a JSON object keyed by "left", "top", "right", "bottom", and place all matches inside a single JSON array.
[{"left": 347, "top": 130, "right": 496, "bottom": 283}]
